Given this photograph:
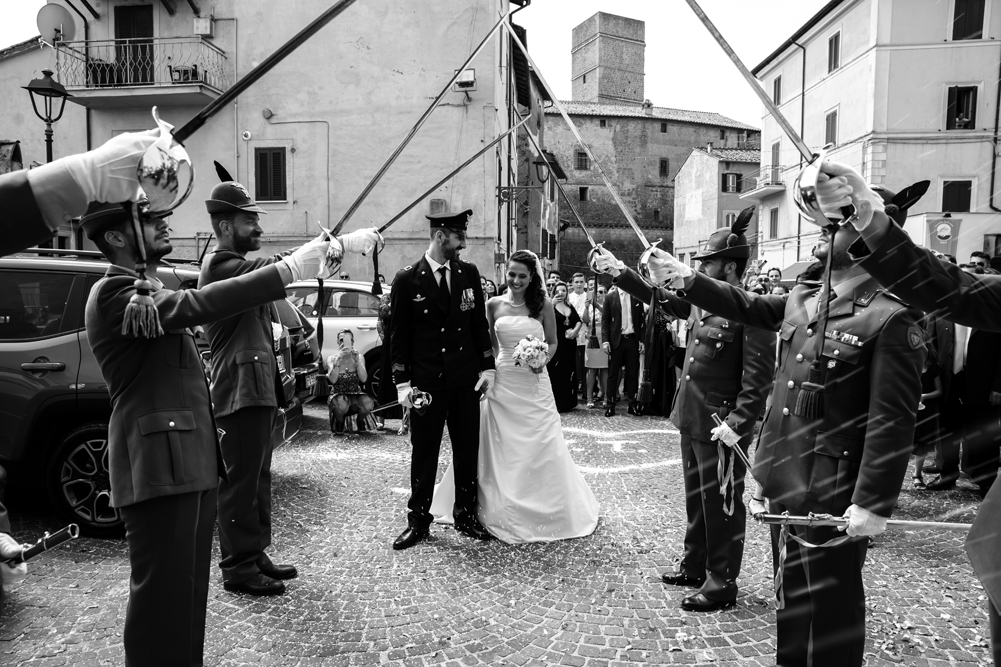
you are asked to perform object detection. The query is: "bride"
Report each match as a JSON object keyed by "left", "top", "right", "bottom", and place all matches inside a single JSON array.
[{"left": 430, "top": 250, "right": 599, "bottom": 543}]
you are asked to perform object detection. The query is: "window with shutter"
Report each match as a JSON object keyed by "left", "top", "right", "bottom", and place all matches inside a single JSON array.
[
  {"left": 575, "top": 149, "right": 590, "bottom": 170},
  {"left": 953, "top": 0, "right": 986, "bottom": 40},
  {"left": 660, "top": 122, "right": 667, "bottom": 133},
  {"left": 946, "top": 86, "right": 977, "bottom": 129},
  {"left": 653, "top": 209, "right": 661, "bottom": 222},
  {"left": 942, "top": 180, "right": 972, "bottom": 212},
  {"left": 825, "top": 110, "right": 838, "bottom": 146},
  {"left": 579, "top": 186, "right": 589, "bottom": 202},
  {"left": 115, "top": 5, "right": 154, "bottom": 85},
  {"left": 723, "top": 212, "right": 737, "bottom": 228},
  {"left": 828, "top": 32, "right": 841, "bottom": 73},
  {"left": 722, "top": 173, "right": 740, "bottom": 193},
  {"left": 769, "top": 208, "right": 779, "bottom": 239},
  {"left": 773, "top": 76, "right": 782, "bottom": 105},
  {"left": 255, "top": 147, "right": 287, "bottom": 201},
  {"left": 659, "top": 158, "right": 669, "bottom": 178}
]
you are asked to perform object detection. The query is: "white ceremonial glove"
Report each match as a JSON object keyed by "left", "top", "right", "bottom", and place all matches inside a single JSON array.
[
  {"left": 749, "top": 497, "right": 768, "bottom": 517},
  {"left": 592, "top": 248, "right": 625, "bottom": 277},
  {"left": 281, "top": 238, "right": 330, "bottom": 282},
  {"left": 710, "top": 421, "right": 741, "bottom": 447},
  {"left": 0, "top": 533, "right": 27, "bottom": 590},
  {"left": 339, "top": 228, "right": 384, "bottom": 255},
  {"left": 838, "top": 503, "right": 888, "bottom": 537},
  {"left": 816, "top": 161, "right": 885, "bottom": 231},
  {"left": 647, "top": 247, "right": 692, "bottom": 289},
  {"left": 474, "top": 369, "right": 496, "bottom": 398},
  {"left": 61, "top": 130, "right": 160, "bottom": 203},
  {"left": 397, "top": 382, "right": 414, "bottom": 409}
]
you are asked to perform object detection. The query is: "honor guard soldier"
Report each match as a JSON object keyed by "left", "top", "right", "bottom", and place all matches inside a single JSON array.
[
  {"left": 82, "top": 199, "right": 331, "bottom": 666},
  {"left": 390, "top": 210, "right": 495, "bottom": 550},
  {"left": 594, "top": 209, "right": 775, "bottom": 612},
  {"left": 829, "top": 159, "right": 1001, "bottom": 666},
  {"left": 198, "top": 182, "right": 381, "bottom": 596},
  {"left": 645, "top": 183, "right": 927, "bottom": 667}
]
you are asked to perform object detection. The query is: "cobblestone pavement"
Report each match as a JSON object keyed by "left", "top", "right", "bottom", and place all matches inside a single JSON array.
[{"left": 1, "top": 403, "right": 992, "bottom": 666}]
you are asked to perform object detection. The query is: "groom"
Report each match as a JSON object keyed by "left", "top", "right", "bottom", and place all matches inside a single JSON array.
[{"left": 390, "top": 209, "right": 496, "bottom": 549}]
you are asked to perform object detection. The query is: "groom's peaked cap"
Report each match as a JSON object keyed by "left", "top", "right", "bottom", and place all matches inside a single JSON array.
[{"left": 427, "top": 209, "right": 471, "bottom": 237}]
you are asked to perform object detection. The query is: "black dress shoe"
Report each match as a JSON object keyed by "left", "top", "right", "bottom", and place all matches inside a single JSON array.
[
  {"left": 223, "top": 573, "right": 285, "bottom": 596},
  {"left": 661, "top": 572, "right": 705, "bottom": 587},
  {"left": 922, "top": 465, "right": 942, "bottom": 474},
  {"left": 259, "top": 561, "right": 298, "bottom": 580},
  {"left": 681, "top": 592, "right": 736, "bottom": 612},
  {"left": 925, "top": 476, "right": 957, "bottom": 491},
  {"left": 393, "top": 526, "right": 430, "bottom": 550},
  {"left": 604, "top": 405, "right": 616, "bottom": 417},
  {"left": 455, "top": 518, "right": 492, "bottom": 540},
  {"left": 627, "top": 403, "right": 641, "bottom": 416}
]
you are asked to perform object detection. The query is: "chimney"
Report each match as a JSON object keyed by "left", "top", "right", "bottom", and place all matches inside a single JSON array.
[
  {"left": 642, "top": 99, "right": 653, "bottom": 116},
  {"left": 707, "top": 142, "right": 713, "bottom": 153}
]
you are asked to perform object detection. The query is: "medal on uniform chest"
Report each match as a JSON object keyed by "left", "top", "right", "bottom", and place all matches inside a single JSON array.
[{"left": 460, "top": 288, "right": 475, "bottom": 311}]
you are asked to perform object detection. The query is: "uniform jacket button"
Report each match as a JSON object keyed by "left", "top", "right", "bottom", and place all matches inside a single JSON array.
[
  {"left": 787, "top": 380, "right": 795, "bottom": 388},
  {"left": 459, "top": 347, "right": 463, "bottom": 351},
  {"left": 254, "top": 355, "right": 259, "bottom": 361},
  {"left": 689, "top": 357, "right": 695, "bottom": 363},
  {"left": 441, "top": 348, "right": 446, "bottom": 353},
  {"left": 843, "top": 450, "right": 850, "bottom": 456},
  {"left": 807, "top": 329, "right": 814, "bottom": 337},
  {"left": 695, "top": 339, "right": 701, "bottom": 345},
  {"left": 458, "top": 327, "right": 462, "bottom": 331},
  {"left": 441, "top": 328, "right": 445, "bottom": 332},
  {"left": 782, "top": 407, "right": 790, "bottom": 416},
  {"left": 699, "top": 321, "right": 704, "bottom": 326},
  {"left": 168, "top": 421, "right": 176, "bottom": 428},
  {"left": 833, "top": 349, "right": 840, "bottom": 356},
  {"left": 685, "top": 375, "right": 691, "bottom": 381},
  {"left": 796, "top": 353, "right": 804, "bottom": 362},
  {"left": 424, "top": 309, "right": 428, "bottom": 314}
]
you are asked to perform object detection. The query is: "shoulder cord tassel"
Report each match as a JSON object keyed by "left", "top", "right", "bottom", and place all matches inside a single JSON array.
[
  {"left": 794, "top": 224, "right": 838, "bottom": 418},
  {"left": 773, "top": 513, "right": 852, "bottom": 609},
  {"left": 121, "top": 202, "right": 164, "bottom": 339}
]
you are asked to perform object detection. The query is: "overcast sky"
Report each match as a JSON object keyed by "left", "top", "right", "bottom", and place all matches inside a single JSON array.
[{"left": 2, "top": 0, "right": 828, "bottom": 127}]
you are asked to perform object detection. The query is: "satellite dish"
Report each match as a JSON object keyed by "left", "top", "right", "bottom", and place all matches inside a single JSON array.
[{"left": 37, "top": 4, "right": 76, "bottom": 44}]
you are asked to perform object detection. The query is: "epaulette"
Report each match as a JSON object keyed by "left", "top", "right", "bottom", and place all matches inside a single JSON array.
[
  {"left": 396, "top": 265, "right": 413, "bottom": 277},
  {"left": 853, "top": 290, "right": 879, "bottom": 307},
  {"left": 880, "top": 290, "right": 911, "bottom": 307}
]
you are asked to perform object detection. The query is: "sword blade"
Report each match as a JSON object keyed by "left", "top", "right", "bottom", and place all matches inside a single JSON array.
[
  {"left": 505, "top": 22, "right": 651, "bottom": 249},
  {"left": 755, "top": 513, "right": 972, "bottom": 531},
  {"left": 683, "top": 0, "right": 814, "bottom": 162}
]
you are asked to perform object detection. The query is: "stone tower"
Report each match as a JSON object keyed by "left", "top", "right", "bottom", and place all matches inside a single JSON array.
[{"left": 571, "top": 12, "right": 645, "bottom": 106}]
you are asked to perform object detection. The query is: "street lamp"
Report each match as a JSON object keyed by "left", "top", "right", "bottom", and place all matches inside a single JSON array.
[
  {"left": 23, "top": 69, "right": 71, "bottom": 164},
  {"left": 533, "top": 156, "right": 550, "bottom": 183}
]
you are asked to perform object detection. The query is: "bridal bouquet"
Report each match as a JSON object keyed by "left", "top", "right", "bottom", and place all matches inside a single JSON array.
[{"left": 512, "top": 335, "right": 549, "bottom": 374}]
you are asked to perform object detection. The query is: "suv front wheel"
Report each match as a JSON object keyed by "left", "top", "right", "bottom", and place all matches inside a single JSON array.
[{"left": 46, "top": 424, "right": 124, "bottom": 537}]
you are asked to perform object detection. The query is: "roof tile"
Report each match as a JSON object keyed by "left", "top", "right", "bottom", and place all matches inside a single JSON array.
[{"left": 544, "top": 100, "right": 758, "bottom": 131}]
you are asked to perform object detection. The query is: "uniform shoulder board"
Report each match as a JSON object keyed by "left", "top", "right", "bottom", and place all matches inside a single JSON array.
[
  {"left": 396, "top": 265, "right": 413, "bottom": 277},
  {"left": 853, "top": 290, "right": 879, "bottom": 307},
  {"left": 880, "top": 290, "right": 911, "bottom": 307}
]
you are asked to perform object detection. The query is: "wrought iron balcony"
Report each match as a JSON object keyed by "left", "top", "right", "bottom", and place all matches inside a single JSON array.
[
  {"left": 55, "top": 37, "right": 230, "bottom": 108},
  {"left": 739, "top": 165, "right": 786, "bottom": 201}
]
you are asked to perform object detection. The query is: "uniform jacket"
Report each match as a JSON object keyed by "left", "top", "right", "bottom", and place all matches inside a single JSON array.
[
  {"left": 601, "top": 286, "right": 646, "bottom": 350},
  {"left": 961, "top": 328, "right": 1001, "bottom": 407},
  {"left": 198, "top": 247, "right": 285, "bottom": 417},
  {"left": 852, "top": 218, "right": 1001, "bottom": 617},
  {"left": 85, "top": 264, "right": 288, "bottom": 508},
  {"left": 616, "top": 267, "right": 775, "bottom": 445},
  {"left": 922, "top": 314, "right": 954, "bottom": 397},
  {"left": 0, "top": 170, "right": 55, "bottom": 255},
  {"left": 390, "top": 256, "right": 494, "bottom": 390},
  {"left": 681, "top": 271, "right": 925, "bottom": 518},
  {"left": 0, "top": 465, "right": 9, "bottom": 534}
]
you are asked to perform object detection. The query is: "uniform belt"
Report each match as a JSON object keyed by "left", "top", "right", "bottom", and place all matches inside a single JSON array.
[{"left": 622, "top": 333, "right": 636, "bottom": 338}]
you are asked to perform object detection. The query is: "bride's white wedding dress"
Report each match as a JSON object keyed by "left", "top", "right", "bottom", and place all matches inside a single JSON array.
[{"left": 430, "top": 315, "right": 599, "bottom": 543}]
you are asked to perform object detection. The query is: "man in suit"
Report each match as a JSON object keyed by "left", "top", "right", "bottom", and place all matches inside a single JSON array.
[
  {"left": 601, "top": 282, "right": 645, "bottom": 416},
  {"left": 646, "top": 184, "right": 926, "bottom": 667},
  {"left": 82, "top": 199, "right": 340, "bottom": 666},
  {"left": 0, "top": 131, "right": 157, "bottom": 256},
  {"left": 921, "top": 313, "right": 960, "bottom": 489},
  {"left": 825, "top": 159, "right": 1001, "bottom": 665},
  {"left": 198, "top": 182, "right": 381, "bottom": 595},
  {"left": 595, "top": 211, "right": 775, "bottom": 612},
  {"left": 390, "top": 210, "right": 495, "bottom": 550},
  {"left": 956, "top": 321, "right": 1001, "bottom": 498}
]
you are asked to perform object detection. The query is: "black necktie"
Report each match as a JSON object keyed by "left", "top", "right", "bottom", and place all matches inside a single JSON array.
[{"left": 437, "top": 266, "right": 450, "bottom": 312}]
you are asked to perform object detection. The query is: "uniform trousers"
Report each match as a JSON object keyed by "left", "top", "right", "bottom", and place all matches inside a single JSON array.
[
  {"left": 678, "top": 435, "right": 746, "bottom": 601},
  {"left": 770, "top": 500, "right": 868, "bottom": 667},
  {"left": 575, "top": 344, "right": 586, "bottom": 395},
  {"left": 408, "top": 385, "right": 480, "bottom": 529},
  {"left": 216, "top": 406, "right": 276, "bottom": 583},
  {"left": 606, "top": 334, "right": 639, "bottom": 407},
  {"left": 120, "top": 487, "right": 216, "bottom": 667}
]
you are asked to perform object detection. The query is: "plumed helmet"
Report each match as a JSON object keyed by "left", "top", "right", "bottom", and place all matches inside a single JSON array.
[
  {"left": 870, "top": 181, "right": 929, "bottom": 227},
  {"left": 692, "top": 206, "right": 755, "bottom": 260},
  {"left": 205, "top": 181, "right": 266, "bottom": 215}
]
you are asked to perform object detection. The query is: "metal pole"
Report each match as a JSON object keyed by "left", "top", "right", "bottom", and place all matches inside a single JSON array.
[{"left": 44, "top": 121, "right": 53, "bottom": 163}]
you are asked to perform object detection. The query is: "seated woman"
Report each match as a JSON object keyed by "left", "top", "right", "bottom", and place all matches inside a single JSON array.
[{"left": 326, "top": 329, "right": 377, "bottom": 433}]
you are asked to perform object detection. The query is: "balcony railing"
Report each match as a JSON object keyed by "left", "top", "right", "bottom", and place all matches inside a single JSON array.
[
  {"left": 752, "top": 165, "right": 785, "bottom": 189},
  {"left": 56, "top": 37, "right": 230, "bottom": 92}
]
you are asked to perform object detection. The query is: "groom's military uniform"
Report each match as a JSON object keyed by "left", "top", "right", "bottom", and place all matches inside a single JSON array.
[
  {"left": 390, "top": 210, "right": 494, "bottom": 536},
  {"left": 614, "top": 218, "right": 775, "bottom": 611}
]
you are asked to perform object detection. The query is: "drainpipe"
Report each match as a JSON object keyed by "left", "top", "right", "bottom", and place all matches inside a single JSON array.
[
  {"left": 64, "top": 0, "right": 91, "bottom": 150},
  {"left": 990, "top": 43, "right": 1001, "bottom": 213},
  {"left": 213, "top": 17, "right": 239, "bottom": 179},
  {"left": 793, "top": 40, "right": 807, "bottom": 260}
]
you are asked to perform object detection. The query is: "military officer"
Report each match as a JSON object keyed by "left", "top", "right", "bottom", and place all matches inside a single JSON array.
[
  {"left": 198, "top": 181, "right": 380, "bottom": 595},
  {"left": 646, "top": 186, "right": 926, "bottom": 667},
  {"left": 390, "top": 210, "right": 495, "bottom": 550},
  {"left": 825, "top": 159, "right": 1001, "bottom": 665},
  {"left": 0, "top": 131, "right": 157, "bottom": 256},
  {"left": 83, "top": 200, "right": 330, "bottom": 666},
  {"left": 594, "top": 210, "right": 775, "bottom": 612}
]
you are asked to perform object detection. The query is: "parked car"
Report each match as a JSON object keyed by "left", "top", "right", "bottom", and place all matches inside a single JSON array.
[
  {"left": 0, "top": 248, "right": 308, "bottom": 536},
  {"left": 285, "top": 279, "right": 387, "bottom": 397}
]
